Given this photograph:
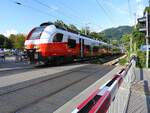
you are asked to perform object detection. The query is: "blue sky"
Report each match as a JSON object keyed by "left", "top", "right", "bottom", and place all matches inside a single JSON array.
[{"left": 0, "top": 0, "right": 148, "bottom": 36}]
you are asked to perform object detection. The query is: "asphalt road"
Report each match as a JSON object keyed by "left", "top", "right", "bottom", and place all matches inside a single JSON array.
[
  {"left": 0, "top": 64, "right": 115, "bottom": 113},
  {"left": 0, "top": 63, "right": 82, "bottom": 77}
]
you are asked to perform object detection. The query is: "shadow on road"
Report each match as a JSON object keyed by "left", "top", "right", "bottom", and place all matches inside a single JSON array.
[
  {"left": 144, "top": 80, "right": 150, "bottom": 113},
  {"left": 140, "top": 68, "right": 150, "bottom": 112},
  {"left": 140, "top": 68, "right": 144, "bottom": 80}
]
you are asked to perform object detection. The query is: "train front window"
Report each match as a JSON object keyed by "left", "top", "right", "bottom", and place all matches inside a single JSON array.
[{"left": 29, "top": 27, "right": 45, "bottom": 40}]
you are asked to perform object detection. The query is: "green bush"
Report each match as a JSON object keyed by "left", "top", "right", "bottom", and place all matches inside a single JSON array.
[
  {"left": 119, "top": 57, "right": 127, "bottom": 65},
  {"left": 136, "top": 51, "right": 146, "bottom": 68}
]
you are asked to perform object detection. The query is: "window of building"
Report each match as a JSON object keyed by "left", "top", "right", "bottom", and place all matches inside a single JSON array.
[
  {"left": 68, "top": 38, "right": 76, "bottom": 48},
  {"left": 53, "top": 33, "right": 63, "bottom": 42}
]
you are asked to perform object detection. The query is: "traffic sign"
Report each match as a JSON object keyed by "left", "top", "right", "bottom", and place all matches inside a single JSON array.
[{"left": 140, "top": 45, "right": 150, "bottom": 51}]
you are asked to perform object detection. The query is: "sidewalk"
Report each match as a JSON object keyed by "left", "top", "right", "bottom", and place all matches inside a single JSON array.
[{"left": 126, "top": 68, "right": 150, "bottom": 113}]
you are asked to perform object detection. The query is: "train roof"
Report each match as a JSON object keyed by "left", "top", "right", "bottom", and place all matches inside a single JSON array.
[
  {"left": 40, "top": 22, "right": 95, "bottom": 38},
  {"left": 39, "top": 22, "right": 120, "bottom": 48}
]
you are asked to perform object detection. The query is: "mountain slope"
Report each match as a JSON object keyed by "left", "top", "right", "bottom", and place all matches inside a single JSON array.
[{"left": 101, "top": 26, "right": 133, "bottom": 39}]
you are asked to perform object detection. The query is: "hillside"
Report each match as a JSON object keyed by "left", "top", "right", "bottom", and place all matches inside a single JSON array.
[{"left": 101, "top": 26, "right": 133, "bottom": 39}]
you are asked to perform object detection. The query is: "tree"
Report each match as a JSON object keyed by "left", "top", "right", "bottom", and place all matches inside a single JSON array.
[
  {"left": 68, "top": 24, "right": 79, "bottom": 32},
  {"left": 0, "top": 34, "right": 5, "bottom": 48},
  {"left": 144, "top": 6, "right": 150, "bottom": 15},
  {"left": 14, "top": 34, "right": 26, "bottom": 49},
  {"left": 89, "top": 32, "right": 106, "bottom": 41},
  {"left": 111, "top": 39, "right": 118, "bottom": 46},
  {"left": 80, "top": 27, "right": 90, "bottom": 35},
  {"left": 9, "top": 34, "right": 26, "bottom": 49},
  {"left": 102, "top": 26, "right": 133, "bottom": 39},
  {"left": 54, "top": 20, "right": 68, "bottom": 30},
  {"left": 132, "top": 28, "right": 145, "bottom": 49},
  {"left": 121, "top": 34, "right": 130, "bottom": 51},
  {"left": 0, "top": 34, "right": 13, "bottom": 49},
  {"left": 3, "top": 38, "right": 12, "bottom": 49},
  {"left": 9, "top": 34, "right": 16, "bottom": 48}
]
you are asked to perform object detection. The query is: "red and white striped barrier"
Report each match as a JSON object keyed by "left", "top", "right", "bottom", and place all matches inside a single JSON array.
[{"left": 72, "top": 61, "right": 133, "bottom": 113}]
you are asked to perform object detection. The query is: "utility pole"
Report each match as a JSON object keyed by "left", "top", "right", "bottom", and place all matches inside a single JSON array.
[
  {"left": 146, "top": 35, "right": 149, "bottom": 68},
  {"left": 146, "top": 0, "right": 150, "bottom": 68},
  {"left": 134, "top": 13, "right": 137, "bottom": 54},
  {"left": 130, "top": 13, "right": 136, "bottom": 57},
  {"left": 84, "top": 26, "right": 90, "bottom": 35},
  {"left": 130, "top": 35, "right": 132, "bottom": 56},
  {"left": 84, "top": 23, "right": 91, "bottom": 35},
  {"left": 134, "top": 13, "right": 136, "bottom": 29},
  {"left": 85, "top": 27, "right": 87, "bottom": 35}
]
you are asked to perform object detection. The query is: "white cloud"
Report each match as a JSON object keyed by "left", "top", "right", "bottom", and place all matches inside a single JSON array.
[{"left": 3, "top": 29, "right": 18, "bottom": 37}]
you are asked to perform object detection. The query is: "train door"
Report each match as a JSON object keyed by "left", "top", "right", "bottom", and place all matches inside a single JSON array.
[
  {"left": 79, "top": 38, "right": 84, "bottom": 57},
  {"left": 82, "top": 39, "right": 84, "bottom": 57}
]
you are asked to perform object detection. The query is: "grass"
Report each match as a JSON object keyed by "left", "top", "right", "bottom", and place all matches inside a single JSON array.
[{"left": 119, "top": 57, "right": 127, "bottom": 65}]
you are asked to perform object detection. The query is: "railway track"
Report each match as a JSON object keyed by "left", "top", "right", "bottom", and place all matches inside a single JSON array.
[
  {"left": 0, "top": 65, "right": 89, "bottom": 96},
  {"left": 0, "top": 54, "right": 122, "bottom": 77},
  {"left": 0, "top": 62, "right": 84, "bottom": 77},
  {"left": 13, "top": 71, "right": 92, "bottom": 113}
]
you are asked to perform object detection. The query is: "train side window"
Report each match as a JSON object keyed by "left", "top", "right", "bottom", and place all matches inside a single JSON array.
[
  {"left": 85, "top": 45, "right": 90, "bottom": 51},
  {"left": 53, "top": 33, "right": 63, "bottom": 42},
  {"left": 93, "top": 46, "right": 99, "bottom": 52},
  {"left": 68, "top": 38, "right": 76, "bottom": 48}
]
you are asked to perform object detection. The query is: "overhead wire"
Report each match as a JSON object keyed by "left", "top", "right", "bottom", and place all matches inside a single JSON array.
[
  {"left": 34, "top": 0, "right": 84, "bottom": 26},
  {"left": 10, "top": 0, "right": 81, "bottom": 27},
  {"left": 99, "top": 0, "right": 114, "bottom": 18},
  {"left": 137, "top": 0, "right": 145, "bottom": 17},
  {"left": 55, "top": 0, "right": 103, "bottom": 30},
  {"left": 34, "top": 0, "right": 78, "bottom": 22},
  {"left": 11, "top": 0, "right": 58, "bottom": 19},
  {"left": 10, "top": 0, "right": 103, "bottom": 32},
  {"left": 127, "top": 0, "right": 143, "bottom": 26},
  {"left": 34, "top": 0, "right": 103, "bottom": 31},
  {"left": 127, "top": 0, "right": 133, "bottom": 20},
  {"left": 95, "top": 0, "right": 114, "bottom": 24},
  {"left": 56, "top": 0, "right": 88, "bottom": 22}
]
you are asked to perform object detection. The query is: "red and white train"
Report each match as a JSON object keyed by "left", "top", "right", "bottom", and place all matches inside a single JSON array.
[{"left": 24, "top": 22, "right": 121, "bottom": 64}]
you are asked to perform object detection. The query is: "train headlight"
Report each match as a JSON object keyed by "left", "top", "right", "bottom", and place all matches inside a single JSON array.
[
  {"left": 35, "top": 45, "right": 40, "bottom": 49},
  {"left": 35, "top": 45, "right": 41, "bottom": 52},
  {"left": 24, "top": 45, "right": 27, "bottom": 49}
]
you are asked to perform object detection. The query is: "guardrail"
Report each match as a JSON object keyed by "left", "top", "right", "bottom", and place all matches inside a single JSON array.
[{"left": 72, "top": 58, "right": 135, "bottom": 113}]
